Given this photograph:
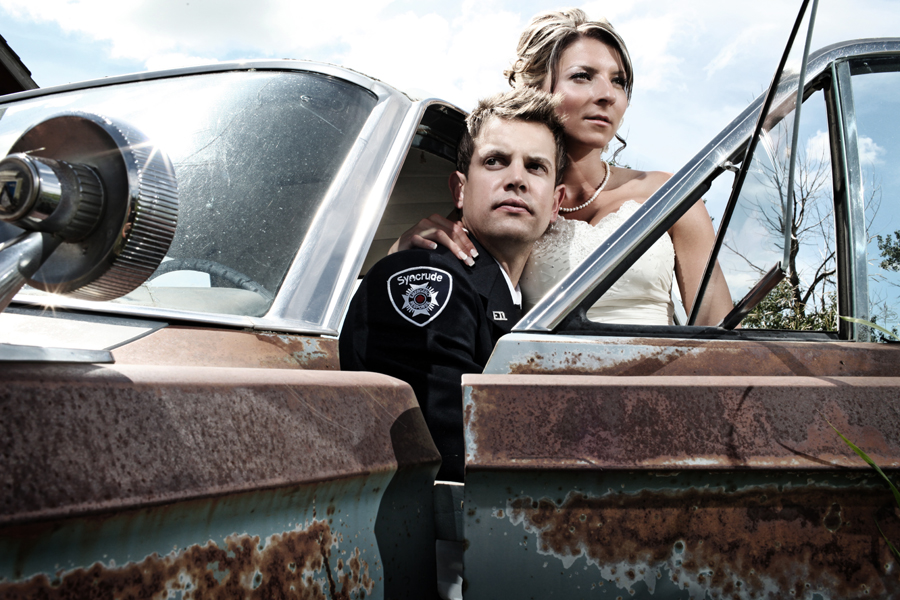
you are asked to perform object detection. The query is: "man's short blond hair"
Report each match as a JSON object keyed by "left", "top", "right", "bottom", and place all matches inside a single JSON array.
[{"left": 456, "top": 87, "right": 567, "bottom": 185}]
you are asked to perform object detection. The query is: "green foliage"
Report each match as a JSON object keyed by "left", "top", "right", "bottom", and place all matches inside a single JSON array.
[
  {"left": 742, "top": 279, "right": 836, "bottom": 330},
  {"left": 841, "top": 315, "right": 900, "bottom": 343},
  {"left": 826, "top": 319, "right": 899, "bottom": 559},
  {"left": 877, "top": 230, "right": 900, "bottom": 272},
  {"left": 827, "top": 418, "right": 900, "bottom": 562}
]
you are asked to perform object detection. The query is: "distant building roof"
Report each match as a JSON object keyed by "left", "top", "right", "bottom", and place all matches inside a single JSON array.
[{"left": 0, "top": 34, "right": 38, "bottom": 95}]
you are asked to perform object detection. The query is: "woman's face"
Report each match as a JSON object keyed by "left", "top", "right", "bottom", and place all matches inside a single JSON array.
[{"left": 545, "top": 36, "right": 628, "bottom": 154}]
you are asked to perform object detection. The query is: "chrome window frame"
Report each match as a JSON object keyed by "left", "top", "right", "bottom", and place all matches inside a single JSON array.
[
  {"left": 830, "top": 59, "right": 870, "bottom": 341},
  {"left": 515, "top": 39, "right": 900, "bottom": 337},
  {"left": 256, "top": 97, "right": 465, "bottom": 335}
]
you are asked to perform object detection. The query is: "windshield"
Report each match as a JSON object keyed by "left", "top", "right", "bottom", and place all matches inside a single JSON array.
[{"left": 0, "top": 70, "right": 377, "bottom": 317}]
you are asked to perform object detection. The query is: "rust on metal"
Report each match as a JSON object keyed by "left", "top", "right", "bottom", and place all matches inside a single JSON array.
[
  {"left": 464, "top": 375, "right": 900, "bottom": 470},
  {"left": 0, "top": 519, "right": 374, "bottom": 599},
  {"left": 497, "top": 485, "right": 900, "bottom": 598},
  {"left": 112, "top": 326, "right": 340, "bottom": 370},
  {"left": 505, "top": 337, "right": 900, "bottom": 377},
  {"left": 0, "top": 364, "right": 438, "bottom": 525}
]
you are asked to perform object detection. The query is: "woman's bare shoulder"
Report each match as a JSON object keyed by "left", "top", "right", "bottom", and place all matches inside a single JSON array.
[{"left": 612, "top": 166, "right": 672, "bottom": 200}]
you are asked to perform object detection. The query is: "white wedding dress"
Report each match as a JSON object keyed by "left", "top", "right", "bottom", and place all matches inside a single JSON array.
[{"left": 520, "top": 200, "right": 675, "bottom": 325}]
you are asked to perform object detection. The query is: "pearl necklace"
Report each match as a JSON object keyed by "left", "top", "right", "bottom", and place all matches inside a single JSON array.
[{"left": 559, "top": 160, "right": 611, "bottom": 214}]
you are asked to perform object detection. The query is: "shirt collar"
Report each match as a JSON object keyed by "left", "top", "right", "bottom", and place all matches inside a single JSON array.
[{"left": 493, "top": 257, "right": 522, "bottom": 306}]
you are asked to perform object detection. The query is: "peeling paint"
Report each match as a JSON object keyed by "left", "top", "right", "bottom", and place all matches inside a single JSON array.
[
  {"left": 493, "top": 485, "right": 899, "bottom": 599},
  {"left": 485, "top": 334, "right": 900, "bottom": 377},
  {"left": 464, "top": 372, "right": 900, "bottom": 599},
  {"left": 261, "top": 333, "right": 339, "bottom": 370},
  {"left": 463, "top": 375, "right": 900, "bottom": 470},
  {"left": 0, "top": 519, "right": 374, "bottom": 600},
  {"left": 111, "top": 327, "right": 339, "bottom": 370}
]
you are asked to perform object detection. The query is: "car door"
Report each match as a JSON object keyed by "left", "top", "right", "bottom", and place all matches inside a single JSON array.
[{"left": 462, "top": 11, "right": 900, "bottom": 599}]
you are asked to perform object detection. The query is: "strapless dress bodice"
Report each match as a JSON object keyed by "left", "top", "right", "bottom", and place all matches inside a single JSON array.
[{"left": 520, "top": 200, "right": 675, "bottom": 325}]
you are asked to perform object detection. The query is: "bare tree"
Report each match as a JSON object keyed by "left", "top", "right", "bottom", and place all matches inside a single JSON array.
[
  {"left": 725, "top": 123, "right": 885, "bottom": 331},
  {"left": 754, "top": 130, "right": 836, "bottom": 314}
]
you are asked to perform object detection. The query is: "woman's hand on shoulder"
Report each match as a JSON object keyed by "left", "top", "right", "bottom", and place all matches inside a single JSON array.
[{"left": 388, "top": 213, "right": 478, "bottom": 266}]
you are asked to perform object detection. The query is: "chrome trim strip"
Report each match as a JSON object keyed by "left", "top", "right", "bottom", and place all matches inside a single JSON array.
[
  {"left": 0, "top": 60, "right": 395, "bottom": 104},
  {"left": 832, "top": 60, "right": 870, "bottom": 340},
  {"left": 10, "top": 293, "right": 256, "bottom": 328},
  {"left": 0, "top": 344, "right": 113, "bottom": 363},
  {"left": 782, "top": 0, "right": 819, "bottom": 274},
  {"left": 246, "top": 317, "right": 336, "bottom": 336},
  {"left": 515, "top": 38, "right": 900, "bottom": 333},
  {"left": 9, "top": 293, "right": 340, "bottom": 335}
]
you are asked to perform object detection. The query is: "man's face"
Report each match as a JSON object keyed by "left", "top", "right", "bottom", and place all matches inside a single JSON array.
[{"left": 453, "top": 116, "right": 564, "bottom": 250}]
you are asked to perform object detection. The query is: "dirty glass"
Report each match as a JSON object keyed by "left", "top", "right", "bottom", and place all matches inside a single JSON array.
[
  {"left": 0, "top": 70, "right": 376, "bottom": 317},
  {"left": 685, "top": 2, "right": 838, "bottom": 331},
  {"left": 711, "top": 88, "right": 837, "bottom": 331}
]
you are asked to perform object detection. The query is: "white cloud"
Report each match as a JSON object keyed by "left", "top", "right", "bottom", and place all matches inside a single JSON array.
[
  {"left": 4, "top": 0, "right": 900, "bottom": 177},
  {"left": 144, "top": 53, "right": 220, "bottom": 72},
  {"left": 617, "top": 14, "right": 683, "bottom": 92},
  {"left": 858, "top": 135, "right": 886, "bottom": 166},
  {"left": 803, "top": 130, "right": 885, "bottom": 170},
  {"left": 703, "top": 24, "right": 781, "bottom": 79},
  {"left": 338, "top": 12, "right": 453, "bottom": 92},
  {"left": 0, "top": 0, "right": 397, "bottom": 62},
  {"left": 0, "top": 0, "right": 524, "bottom": 109},
  {"left": 805, "top": 130, "right": 831, "bottom": 162}
]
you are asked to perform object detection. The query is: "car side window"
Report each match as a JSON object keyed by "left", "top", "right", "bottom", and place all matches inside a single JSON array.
[
  {"left": 698, "top": 88, "right": 838, "bottom": 331},
  {"left": 850, "top": 68, "right": 900, "bottom": 340},
  {"left": 357, "top": 105, "right": 465, "bottom": 277}
]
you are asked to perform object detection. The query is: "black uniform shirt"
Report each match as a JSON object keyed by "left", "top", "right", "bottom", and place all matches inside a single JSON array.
[{"left": 339, "top": 238, "right": 521, "bottom": 481}]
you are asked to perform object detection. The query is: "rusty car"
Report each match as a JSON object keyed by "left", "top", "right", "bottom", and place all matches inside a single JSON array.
[{"left": 1, "top": 1, "right": 899, "bottom": 598}]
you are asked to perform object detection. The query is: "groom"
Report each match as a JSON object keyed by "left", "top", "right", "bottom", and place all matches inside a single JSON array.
[{"left": 340, "top": 86, "right": 566, "bottom": 481}]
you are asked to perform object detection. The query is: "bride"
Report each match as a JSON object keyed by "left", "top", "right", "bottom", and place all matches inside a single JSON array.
[{"left": 393, "top": 8, "right": 733, "bottom": 326}]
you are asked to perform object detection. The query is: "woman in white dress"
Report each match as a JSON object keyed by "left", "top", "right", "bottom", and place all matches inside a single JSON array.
[{"left": 394, "top": 9, "right": 733, "bottom": 326}]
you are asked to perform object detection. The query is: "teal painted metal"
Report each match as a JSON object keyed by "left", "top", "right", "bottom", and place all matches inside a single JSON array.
[
  {"left": 1, "top": 477, "right": 387, "bottom": 598},
  {"left": 464, "top": 470, "right": 900, "bottom": 599}
]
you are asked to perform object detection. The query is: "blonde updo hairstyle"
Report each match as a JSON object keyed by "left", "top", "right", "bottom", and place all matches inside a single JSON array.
[{"left": 505, "top": 8, "right": 633, "bottom": 158}]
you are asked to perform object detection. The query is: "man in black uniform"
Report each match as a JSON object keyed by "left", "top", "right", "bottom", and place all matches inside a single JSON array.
[{"left": 340, "top": 87, "right": 566, "bottom": 481}]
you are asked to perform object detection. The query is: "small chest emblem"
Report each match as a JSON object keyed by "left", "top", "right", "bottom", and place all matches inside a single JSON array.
[
  {"left": 403, "top": 284, "right": 440, "bottom": 317},
  {"left": 388, "top": 266, "right": 453, "bottom": 327},
  {"left": 493, "top": 311, "right": 507, "bottom": 321}
]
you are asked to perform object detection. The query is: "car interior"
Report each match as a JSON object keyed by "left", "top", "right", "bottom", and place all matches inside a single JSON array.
[{"left": 360, "top": 104, "right": 466, "bottom": 276}]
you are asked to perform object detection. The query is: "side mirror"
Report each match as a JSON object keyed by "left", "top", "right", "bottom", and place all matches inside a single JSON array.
[{"left": 0, "top": 112, "right": 178, "bottom": 312}]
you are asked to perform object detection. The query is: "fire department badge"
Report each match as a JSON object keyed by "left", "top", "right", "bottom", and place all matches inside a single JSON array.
[{"left": 387, "top": 266, "right": 453, "bottom": 326}]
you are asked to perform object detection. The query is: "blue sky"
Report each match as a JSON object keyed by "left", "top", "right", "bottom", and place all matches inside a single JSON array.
[{"left": 3, "top": 0, "right": 899, "bottom": 174}]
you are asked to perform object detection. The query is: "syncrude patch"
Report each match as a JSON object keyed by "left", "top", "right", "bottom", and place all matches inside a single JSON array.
[{"left": 387, "top": 266, "right": 452, "bottom": 326}]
